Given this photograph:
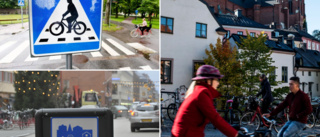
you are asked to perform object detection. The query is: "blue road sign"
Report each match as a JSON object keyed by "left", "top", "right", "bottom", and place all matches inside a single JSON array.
[
  {"left": 135, "top": 10, "right": 138, "bottom": 15},
  {"left": 51, "top": 117, "right": 98, "bottom": 137},
  {"left": 29, "top": 0, "right": 103, "bottom": 56},
  {"left": 18, "top": 0, "right": 24, "bottom": 6}
]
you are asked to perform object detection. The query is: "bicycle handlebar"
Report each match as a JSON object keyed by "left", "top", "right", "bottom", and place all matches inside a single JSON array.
[{"left": 262, "top": 116, "right": 276, "bottom": 124}]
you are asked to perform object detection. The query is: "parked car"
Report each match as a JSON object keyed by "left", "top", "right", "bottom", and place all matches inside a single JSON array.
[
  {"left": 129, "top": 104, "right": 159, "bottom": 132},
  {"left": 110, "top": 105, "right": 128, "bottom": 119}
]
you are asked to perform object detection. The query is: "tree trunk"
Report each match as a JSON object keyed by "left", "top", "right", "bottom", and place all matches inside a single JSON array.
[
  {"left": 116, "top": 7, "right": 118, "bottom": 18},
  {"left": 148, "top": 12, "right": 152, "bottom": 24},
  {"left": 104, "top": 0, "right": 110, "bottom": 25}
]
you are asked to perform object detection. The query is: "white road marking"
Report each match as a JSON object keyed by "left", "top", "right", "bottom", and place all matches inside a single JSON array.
[
  {"left": 139, "top": 65, "right": 153, "bottom": 70},
  {"left": 25, "top": 55, "right": 39, "bottom": 62},
  {"left": 90, "top": 51, "right": 103, "bottom": 57},
  {"left": 102, "top": 41, "right": 120, "bottom": 56},
  {"left": 49, "top": 55, "right": 62, "bottom": 60},
  {"left": 119, "top": 67, "right": 131, "bottom": 70},
  {"left": 0, "top": 41, "right": 17, "bottom": 53},
  {"left": 106, "top": 38, "right": 135, "bottom": 55},
  {"left": 0, "top": 41, "right": 28, "bottom": 63},
  {"left": 127, "top": 43, "right": 157, "bottom": 53}
]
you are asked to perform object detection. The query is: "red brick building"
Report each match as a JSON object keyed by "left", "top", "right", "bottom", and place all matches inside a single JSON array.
[
  {"left": 204, "top": 0, "right": 306, "bottom": 30},
  {"left": 59, "top": 71, "right": 112, "bottom": 107}
]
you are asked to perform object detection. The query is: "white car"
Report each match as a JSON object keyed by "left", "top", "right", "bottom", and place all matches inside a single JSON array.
[{"left": 129, "top": 104, "right": 159, "bottom": 132}]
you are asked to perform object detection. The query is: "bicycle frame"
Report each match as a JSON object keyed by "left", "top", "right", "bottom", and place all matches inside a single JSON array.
[
  {"left": 135, "top": 26, "right": 151, "bottom": 36},
  {"left": 57, "top": 18, "right": 78, "bottom": 29},
  {"left": 251, "top": 103, "right": 272, "bottom": 128}
]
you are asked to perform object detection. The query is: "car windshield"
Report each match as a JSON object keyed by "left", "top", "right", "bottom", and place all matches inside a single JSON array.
[
  {"left": 136, "top": 105, "right": 158, "bottom": 111},
  {"left": 85, "top": 93, "right": 97, "bottom": 102},
  {"left": 115, "top": 106, "right": 127, "bottom": 109}
]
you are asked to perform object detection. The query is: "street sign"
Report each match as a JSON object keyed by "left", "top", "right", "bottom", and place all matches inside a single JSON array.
[
  {"left": 29, "top": 0, "right": 103, "bottom": 56},
  {"left": 135, "top": 10, "right": 138, "bottom": 15},
  {"left": 18, "top": 0, "right": 24, "bottom": 6},
  {"left": 35, "top": 108, "right": 113, "bottom": 137},
  {"left": 52, "top": 117, "right": 98, "bottom": 137}
]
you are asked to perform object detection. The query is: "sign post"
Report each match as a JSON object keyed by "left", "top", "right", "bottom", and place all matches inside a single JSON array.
[
  {"left": 18, "top": 0, "right": 24, "bottom": 28},
  {"left": 29, "top": 0, "right": 103, "bottom": 69},
  {"left": 135, "top": 10, "right": 138, "bottom": 20}
]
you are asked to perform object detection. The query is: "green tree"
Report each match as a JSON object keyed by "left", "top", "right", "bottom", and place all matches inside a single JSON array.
[
  {"left": 137, "top": 0, "right": 159, "bottom": 22},
  {"left": 13, "top": 71, "right": 60, "bottom": 110},
  {"left": 0, "top": 0, "right": 19, "bottom": 9},
  {"left": 303, "top": 19, "right": 308, "bottom": 32},
  {"left": 313, "top": 30, "right": 320, "bottom": 41},
  {"left": 237, "top": 31, "right": 275, "bottom": 95},
  {"left": 204, "top": 38, "right": 243, "bottom": 96}
]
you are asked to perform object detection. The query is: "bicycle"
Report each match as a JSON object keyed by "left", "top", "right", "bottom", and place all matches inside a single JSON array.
[
  {"left": 236, "top": 116, "right": 278, "bottom": 137},
  {"left": 240, "top": 96, "right": 286, "bottom": 134},
  {"left": 130, "top": 24, "right": 152, "bottom": 38},
  {"left": 215, "top": 95, "right": 243, "bottom": 124},
  {"left": 49, "top": 17, "right": 87, "bottom": 36},
  {"left": 167, "top": 85, "right": 188, "bottom": 122}
]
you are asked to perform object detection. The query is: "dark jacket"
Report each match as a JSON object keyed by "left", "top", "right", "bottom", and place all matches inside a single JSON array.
[
  {"left": 270, "top": 89, "right": 312, "bottom": 124},
  {"left": 171, "top": 82, "right": 237, "bottom": 137},
  {"left": 256, "top": 79, "right": 274, "bottom": 102}
]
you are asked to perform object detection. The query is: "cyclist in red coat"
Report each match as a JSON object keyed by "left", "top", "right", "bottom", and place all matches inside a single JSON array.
[{"left": 171, "top": 65, "right": 238, "bottom": 137}]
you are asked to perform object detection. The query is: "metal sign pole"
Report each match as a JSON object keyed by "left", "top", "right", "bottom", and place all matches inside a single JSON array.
[
  {"left": 21, "top": 6, "right": 23, "bottom": 28},
  {"left": 66, "top": 54, "right": 72, "bottom": 69}
]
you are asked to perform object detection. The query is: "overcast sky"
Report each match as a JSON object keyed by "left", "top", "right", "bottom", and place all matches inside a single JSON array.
[{"left": 305, "top": 0, "right": 319, "bottom": 34}]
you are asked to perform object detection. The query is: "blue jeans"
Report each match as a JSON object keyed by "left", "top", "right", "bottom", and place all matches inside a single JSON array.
[{"left": 277, "top": 120, "right": 306, "bottom": 137}]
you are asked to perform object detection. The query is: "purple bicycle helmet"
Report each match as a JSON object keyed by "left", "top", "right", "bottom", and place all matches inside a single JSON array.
[{"left": 192, "top": 65, "right": 224, "bottom": 81}]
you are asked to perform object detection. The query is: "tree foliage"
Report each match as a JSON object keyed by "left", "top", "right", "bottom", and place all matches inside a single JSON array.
[
  {"left": 137, "top": 0, "right": 159, "bottom": 21},
  {"left": 13, "top": 71, "right": 60, "bottom": 110},
  {"left": 237, "top": 31, "right": 275, "bottom": 95},
  {"left": 0, "top": 0, "right": 19, "bottom": 9},
  {"left": 204, "top": 38, "right": 243, "bottom": 96},
  {"left": 313, "top": 30, "right": 320, "bottom": 41}
]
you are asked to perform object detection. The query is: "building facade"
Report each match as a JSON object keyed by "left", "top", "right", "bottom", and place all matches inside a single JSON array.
[{"left": 0, "top": 71, "right": 15, "bottom": 110}]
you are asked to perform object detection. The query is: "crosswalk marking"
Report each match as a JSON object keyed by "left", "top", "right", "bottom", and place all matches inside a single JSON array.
[
  {"left": 106, "top": 39, "right": 135, "bottom": 55},
  {"left": 49, "top": 55, "right": 62, "bottom": 60},
  {"left": 25, "top": 55, "right": 39, "bottom": 62},
  {"left": 0, "top": 41, "right": 28, "bottom": 63},
  {"left": 90, "top": 51, "right": 103, "bottom": 57},
  {"left": 119, "top": 67, "right": 131, "bottom": 70},
  {"left": 0, "top": 41, "right": 17, "bottom": 53},
  {"left": 139, "top": 65, "right": 152, "bottom": 70},
  {"left": 102, "top": 41, "right": 120, "bottom": 56}
]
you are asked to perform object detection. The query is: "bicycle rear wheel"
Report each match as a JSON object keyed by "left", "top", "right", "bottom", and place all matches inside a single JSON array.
[
  {"left": 130, "top": 29, "right": 139, "bottom": 37},
  {"left": 74, "top": 21, "right": 86, "bottom": 35},
  {"left": 306, "top": 113, "right": 315, "bottom": 128},
  {"left": 167, "top": 104, "right": 178, "bottom": 122},
  {"left": 240, "top": 112, "right": 260, "bottom": 133}
]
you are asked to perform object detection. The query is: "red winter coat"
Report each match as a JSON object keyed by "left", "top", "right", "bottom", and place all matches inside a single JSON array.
[{"left": 171, "top": 82, "right": 238, "bottom": 137}]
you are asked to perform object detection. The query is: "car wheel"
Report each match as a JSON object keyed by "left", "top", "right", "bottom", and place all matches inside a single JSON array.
[{"left": 131, "top": 126, "right": 135, "bottom": 132}]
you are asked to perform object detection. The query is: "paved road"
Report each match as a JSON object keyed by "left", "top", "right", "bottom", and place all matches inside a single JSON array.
[
  {"left": 0, "top": 23, "right": 158, "bottom": 70},
  {"left": 0, "top": 124, "right": 34, "bottom": 137}
]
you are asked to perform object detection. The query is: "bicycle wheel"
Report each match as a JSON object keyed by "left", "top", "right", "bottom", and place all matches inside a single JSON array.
[
  {"left": 49, "top": 22, "right": 64, "bottom": 36},
  {"left": 273, "top": 113, "right": 287, "bottom": 133},
  {"left": 240, "top": 112, "right": 260, "bottom": 133},
  {"left": 145, "top": 30, "right": 152, "bottom": 38},
  {"left": 74, "top": 21, "right": 86, "bottom": 35},
  {"left": 228, "top": 109, "right": 242, "bottom": 124},
  {"left": 306, "top": 113, "right": 315, "bottom": 128},
  {"left": 130, "top": 29, "right": 139, "bottom": 37},
  {"left": 167, "top": 104, "right": 177, "bottom": 122}
]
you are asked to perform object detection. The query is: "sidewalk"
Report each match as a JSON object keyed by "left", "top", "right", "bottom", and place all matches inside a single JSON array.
[{"left": 0, "top": 22, "right": 29, "bottom": 35}]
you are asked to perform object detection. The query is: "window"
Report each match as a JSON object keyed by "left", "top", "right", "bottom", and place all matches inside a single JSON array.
[
  {"left": 224, "top": 31, "right": 230, "bottom": 39},
  {"left": 237, "top": 31, "right": 243, "bottom": 35},
  {"left": 282, "top": 67, "right": 288, "bottom": 83},
  {"left": 289, "top": 0, "right": 293, "bottom": 14},
  {"left": 250, "top": 32, "right": 256, "bottom": 37},
  {"left": 196, "top": 23, "right": 207, "bottom": 38},
  {"left": 161, "top": 59, "right": 173, "bottom": 84},
  {"left": 4, "top": 72, "right": 9, "bottom": 82},
  {"left": 193, "top": 61, "right": 205, "bottom": 77},
  {"left": 269, "top": 68, "right": 276, "bottom": 84},
  {"left": 112, "top": 84, "right": 117, "bottom": 94},
  {"left": 309, "top": 82, "right": 313, "bottom": 92},
  {"left": 309, "top": 71, "right": 311, "bottom": 76},
  {"left": 312, "top": 42, "right": 315, "bottom": 50},
  {"left": 302, "top": 71, "right": 304, "bottom": 76},
  {"left": 308, "top": 41, "right": 311, "bottom": 49},
  {"left": 63, "top": 80, "right": 69, "bottom": 89},
  {"left": 161, "top": 16, "right": 174, "bottom": 33}
]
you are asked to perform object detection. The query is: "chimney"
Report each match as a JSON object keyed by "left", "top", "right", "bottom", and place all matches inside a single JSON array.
[
  {"left": 277, "top": 35, "right": 284, "bottom": 43},
  {"left": 287, "top": 34, "right": 295, "bottom": 48},
  {"left": 301, "top": 43, "right": 307, "bottom": 51},
  {"left": 235, "top": 9, "right": 242, "bottom": 17}
]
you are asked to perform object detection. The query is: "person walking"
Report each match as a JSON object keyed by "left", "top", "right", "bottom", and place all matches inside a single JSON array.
[
  {"left": 256, "top": 74, "right": 274, "bottom": 114},
  {"left": 263, "top": 77, "right": 312, "bottom": 137},
  {"left": 171, "top": 65, "right": 238, "bottom": 137}
]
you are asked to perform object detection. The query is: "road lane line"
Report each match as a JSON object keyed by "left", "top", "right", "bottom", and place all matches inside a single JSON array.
[
  {"left": 106, "top": 38, "right": 135, "bottom": 55},
  {"left": 102, "top": 41, "right": 120, "bottom": 56},
  {"left": 0, "top": 41, "right": 28, "bottom": 63}
]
